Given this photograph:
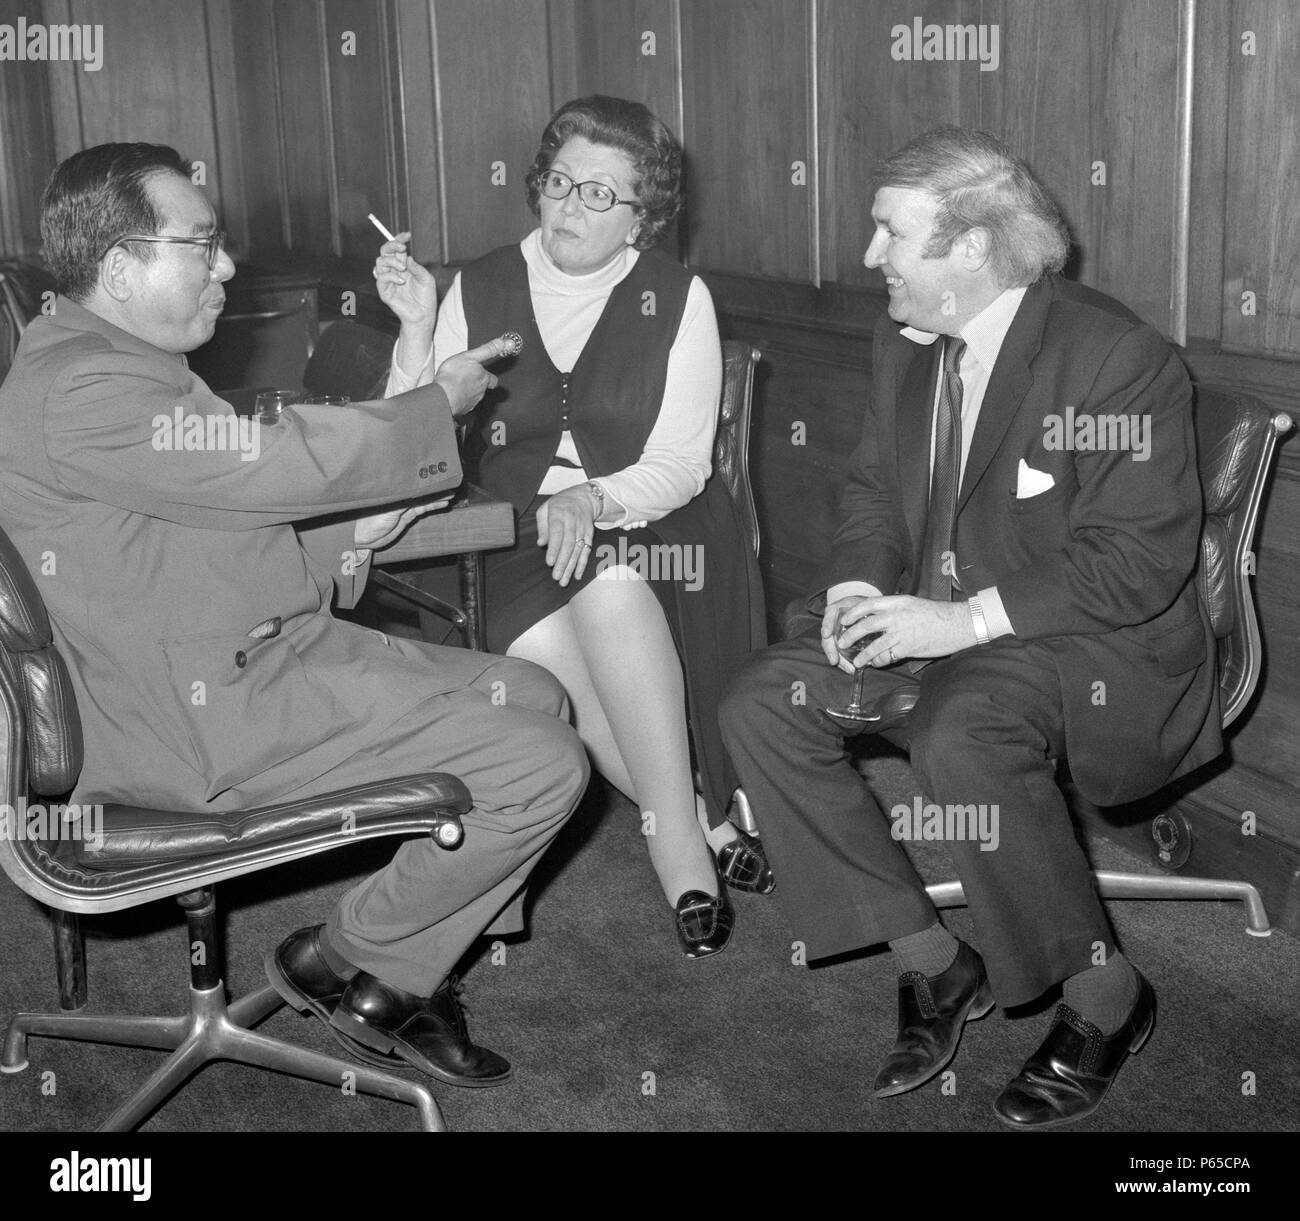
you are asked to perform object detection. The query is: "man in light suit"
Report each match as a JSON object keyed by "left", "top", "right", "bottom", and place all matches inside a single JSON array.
[
  {"left": 720, "top": 128, "right": 1221, "bottom": 1127},
  {"left": 0, "top": 143, "right": 590, "bottom": 1087}
]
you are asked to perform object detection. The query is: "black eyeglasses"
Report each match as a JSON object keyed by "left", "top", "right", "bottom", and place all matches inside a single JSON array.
[
  {"left": 538, "top": 170, "right": 642, "bottom": 214},
  {"left": 104, "top": 230, "right": 227, "bottom": 269}
]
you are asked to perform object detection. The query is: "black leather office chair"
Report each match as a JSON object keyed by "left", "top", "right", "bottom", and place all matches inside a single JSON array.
[
  {"left": 717, "top": 341, "right": 762, "bottom": 558},
  {"left": 733, "top": 387, "right": 1291, "bottom": 936},
  {"left": 0, "top": 274, "right": 20, "bottom": 387},
  {"left": 0, "top": 523, "right": 475, "bottom": 1131}
]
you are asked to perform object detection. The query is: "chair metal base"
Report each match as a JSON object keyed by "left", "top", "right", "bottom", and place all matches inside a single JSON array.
[
  {"left": 1, "top": 980, "right": 446, "bottom": 1131},
  {"left": 926, "top": 869, "right": 1272, "bottom": 935}
]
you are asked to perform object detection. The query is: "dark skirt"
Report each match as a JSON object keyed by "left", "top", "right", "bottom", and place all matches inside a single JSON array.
[
  {"left": 409, "top": 479, "right": 767, "bottom": 827},
  {"left": 480, "top": 499, "right": 677, "bottom": 654}
]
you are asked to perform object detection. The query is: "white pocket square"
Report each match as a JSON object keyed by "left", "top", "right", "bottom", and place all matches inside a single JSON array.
[{"left": 1016, "top": 459, "right": 1056, "bottom": 499}]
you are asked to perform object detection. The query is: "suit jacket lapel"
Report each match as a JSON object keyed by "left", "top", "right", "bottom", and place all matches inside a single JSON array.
[{"left": 957, "top": 277, "right": 1052, "bottom": 513}]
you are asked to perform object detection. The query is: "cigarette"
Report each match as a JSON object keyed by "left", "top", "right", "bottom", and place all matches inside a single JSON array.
[{"left": 368, "top": 212, "right": 397, "bottom": 242}]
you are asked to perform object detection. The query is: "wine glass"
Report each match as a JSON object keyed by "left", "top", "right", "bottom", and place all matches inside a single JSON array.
[
  {"left": 253, "top": 389, "right": 301, "bottom": 423},
  {"left": 823, "top": 626, "right": 884, "bottom": 728}
]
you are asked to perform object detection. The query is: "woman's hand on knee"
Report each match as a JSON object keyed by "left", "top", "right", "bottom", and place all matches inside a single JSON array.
[{"left": 537, "top": 489, "right": 598, "bottom": 587}]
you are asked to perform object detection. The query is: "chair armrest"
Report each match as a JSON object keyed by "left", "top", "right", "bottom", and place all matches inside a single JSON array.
[
  {"left": 376, "top": 484, "right": 514, "bottom": 564},
  {"left": 73, "top": 772, "right": 472, "bottom": 868}
]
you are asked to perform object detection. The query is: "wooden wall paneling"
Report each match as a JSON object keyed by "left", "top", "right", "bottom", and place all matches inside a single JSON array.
[
  {"left": 57, "top": 0, "right": 220, "bottom": 160},
  {"left": 566, "top": 0, "right": 680, "bottom": 127},
  {"left": 40, "top": 0, "right": 85, "bottom": 159},
  {"left": 203, "top": 0, "right": 251, "bottom": 261},
  {"left": 322, "top": 0, "right": 398, "bottom": 263},
  {"left": 0, "top": 0, "right": 57, "bottom": 256},
  {"left": 679, "top": 0, "right": 813, "bottom": 281},
  {"left": 981, "top": 0, "right": 1181, "bottom": 334},
  {"left": 1221, "top": 1, "right": 1300, "bottom": 356},
  {"left": 560, "top": 0, "right": 684, "bottom": 258},
  {"left": 817, "top": 0, "right": 985, "bottom": 289},
  {"left": 391, "top": 0, "right": 442, "bottom": 265},
  {"left": 1186, "top": 0, "right": 1229, "bottom": 344},
  {"left": 224, "top": 0, "right": 286, "bottom": 257},
  {"left": 545, "top": 0, "right": 580, "bottom": 112},
  {"left": 272, "top": 0, "right": 334, "bottom": 254},
  {"left": 430, "top": 0, "right": 555, "bottom": 264}
]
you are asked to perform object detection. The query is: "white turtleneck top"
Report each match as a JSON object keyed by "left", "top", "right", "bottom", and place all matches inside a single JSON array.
[{"left": 386, "top": 229, "right": 722, "bottom": 528}]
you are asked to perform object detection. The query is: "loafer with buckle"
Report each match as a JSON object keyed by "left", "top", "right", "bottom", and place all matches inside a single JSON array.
[
  {"left": 994, "top": 970, "right": 1155, "bottom": 1129},
  {"left": 873, "top": 939, "right": 995, "bottom": 1097},
  {"left": 330, "top": 972, "right": 512, "bottom": 1088},
  {"left": 674, "top": 884, "right": 734, "bottom": 959},
  {"left": 264, "top": 925, "right": 410, "bottom": 1070},
  {"left": 715, "top": 829, "right": 776, "bottom": 895}
]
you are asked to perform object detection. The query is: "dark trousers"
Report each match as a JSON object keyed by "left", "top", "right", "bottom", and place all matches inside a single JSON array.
[{"left": 718, "top": 625, "right": 1114, "bottom": 1006}]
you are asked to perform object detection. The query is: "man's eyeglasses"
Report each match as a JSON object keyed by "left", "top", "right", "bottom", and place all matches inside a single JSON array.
[
  {"left": 538, "top": 170, "right": 642, "bottom": 214},
  {"left": 104, "top": 230, "right": 228, "bottom": 269}
]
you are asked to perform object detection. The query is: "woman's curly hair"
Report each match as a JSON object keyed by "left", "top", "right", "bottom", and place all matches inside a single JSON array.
[{"left": 525, "top": 95, "right": 683, "bottom": 251}]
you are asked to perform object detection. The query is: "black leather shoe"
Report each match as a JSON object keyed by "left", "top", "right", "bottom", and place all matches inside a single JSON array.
[
  {"left": 265, "top": 926, "right": 349, "bottom": 1024},
  {"left": 264, "top": 925, "right": 409, "bottom": 1070},
  {"left": 674, "top": 884, "right": 735, "bottom": 959},
  {"left": 873, "top": 940, "right": 995, "bottom": 1097},
  {"left": 993, "top": 971, "right": 1155, "bottom": 1129},
  {"left": 330, "top": 972, "right": 512, "bottom": 1088},
  {"left": 715, "top": 829, "right": 776, "bottom": 894}
]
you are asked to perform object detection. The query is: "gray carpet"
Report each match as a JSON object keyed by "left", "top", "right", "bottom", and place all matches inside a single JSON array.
[{"left": 2, "top": 750, "right": 1297, "bottom": 1134}]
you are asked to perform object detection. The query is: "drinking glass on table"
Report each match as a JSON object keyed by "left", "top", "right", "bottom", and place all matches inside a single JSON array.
[
  {"left": 253, "top": 389, "right": 302, "bottom": 423},
  {"left": 302, "top": 394, "right": 350, "bottom": 406}
]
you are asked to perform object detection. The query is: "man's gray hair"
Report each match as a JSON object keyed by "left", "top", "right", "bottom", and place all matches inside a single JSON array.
[{"left": 874, "top": 127, "right": 1071, "bottom": 287}]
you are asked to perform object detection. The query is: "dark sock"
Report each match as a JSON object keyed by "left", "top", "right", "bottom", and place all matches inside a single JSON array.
[
  {"left": 1062, "top": 950, "right": 1139, "bottom": 1035},
  {"left": 889, "top": 922, "right": 959, "bottom": 977},
  {"left": 317, "top": 930, "right": 360, "bottom": 980}
]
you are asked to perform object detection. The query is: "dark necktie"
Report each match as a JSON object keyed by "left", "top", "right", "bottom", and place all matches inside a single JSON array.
[{"left": 916, "top": 337, "right": 966, "bottom": 602}]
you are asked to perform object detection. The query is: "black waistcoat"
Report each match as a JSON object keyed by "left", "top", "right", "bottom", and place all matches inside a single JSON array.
[{"left": 460, "top": 243, "right": 691, "bottom": 515}]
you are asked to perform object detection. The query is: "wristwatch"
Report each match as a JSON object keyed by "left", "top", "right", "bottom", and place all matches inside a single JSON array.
[
  {"left": 586, "top": 480, "right": 606, "bottom": 516},
  {"left": 968, "top": 594, "right": 991, "bottom": 645}
]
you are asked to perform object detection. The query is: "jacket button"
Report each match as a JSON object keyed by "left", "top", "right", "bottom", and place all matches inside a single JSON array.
[
  {"left": 418, "top": 466, "right": 429, "bottom": 478},
  {"left": 235, "top": 651, "right": 247, "bottom": 668}
]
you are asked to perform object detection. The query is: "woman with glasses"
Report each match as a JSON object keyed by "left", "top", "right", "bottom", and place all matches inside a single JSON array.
[{"left": 374, "top": 95, "right": 769, "bottom": 958}]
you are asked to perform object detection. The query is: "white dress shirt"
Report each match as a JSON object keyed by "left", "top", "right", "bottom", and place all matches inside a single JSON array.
[{"left": 828, "top": 286, "right": 1028, "bottom": 640}]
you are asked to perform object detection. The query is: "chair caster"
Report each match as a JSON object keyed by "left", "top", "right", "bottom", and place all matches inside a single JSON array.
[{"left": 1151, "top": 809, "right": 1192, "bottom": 870}]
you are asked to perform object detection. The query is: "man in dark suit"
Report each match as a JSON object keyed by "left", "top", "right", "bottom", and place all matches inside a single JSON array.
[
  {"left": 720, "top": 128, "right": 1221, "bottom": 1127},
  {"left": 0, "top": 143, "right": 590, "bottom": 1088}
]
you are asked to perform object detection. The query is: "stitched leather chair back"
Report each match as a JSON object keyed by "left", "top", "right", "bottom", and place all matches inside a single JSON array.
[
  {"left": 716, "top": 340, "right": 761, "bottom": 557},
  {"left": 0, "top": 273, "right": 24, "bottom": 387},
  {"left": 0, "top": 525, "right": 83, "bottom": 797},
  {"left": 1191, "top": 387, "right": 1290, "bottom": 728}
]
